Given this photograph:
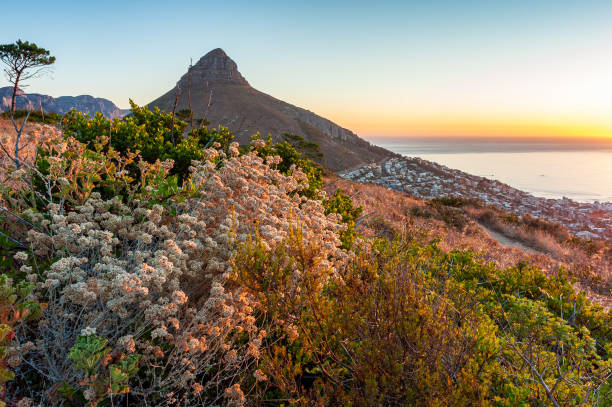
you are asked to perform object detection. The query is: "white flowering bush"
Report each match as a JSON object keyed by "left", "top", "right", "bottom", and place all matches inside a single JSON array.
[{"left": 12, "top": 143, "right": 347, "bottom": 406}]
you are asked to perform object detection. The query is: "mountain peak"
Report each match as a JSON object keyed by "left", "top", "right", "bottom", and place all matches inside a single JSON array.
[
  {"left": 203, "top": 48, "right": 228, "bottom": 58},
  {"left": 185, "top": 48, "right": 249, "bottom": 86},
  {"left": 148, "top": 50, "right": 392, "bottom": 171}
]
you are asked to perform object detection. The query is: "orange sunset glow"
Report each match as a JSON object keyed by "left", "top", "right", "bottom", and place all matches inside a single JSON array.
[{"left": 342, "top": 115, "right": 612, "bottom": 139}]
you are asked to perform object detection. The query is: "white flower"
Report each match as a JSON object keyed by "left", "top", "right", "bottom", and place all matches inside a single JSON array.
[
  {"left": 80, "top": 326, "right": 97, "bottom": 336},
  {"left": 14, "top": 252, "right": 28, "bottom": 262},
  {"left": 118, "top": 335, "right": 136, "bottom": 353}
]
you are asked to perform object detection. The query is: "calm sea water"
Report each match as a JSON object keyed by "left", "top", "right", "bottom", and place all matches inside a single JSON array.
[{"left": 369, "top": 137, "right": 612, "bottom": 203}]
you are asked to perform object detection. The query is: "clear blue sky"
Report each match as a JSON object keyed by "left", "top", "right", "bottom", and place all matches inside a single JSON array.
[{"left": 2, "top": 0, "right": 612, "bottom": 138}]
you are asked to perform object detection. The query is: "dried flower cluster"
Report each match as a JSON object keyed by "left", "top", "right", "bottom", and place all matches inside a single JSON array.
[{"left": 16, "top": 144, "right": 347, "bottom": 405}]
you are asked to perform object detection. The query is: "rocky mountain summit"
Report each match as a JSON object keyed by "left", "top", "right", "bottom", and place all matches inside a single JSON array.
[
  {"left": 185, "top": 48, "right": 250, "bottom": 86},
  {"left": 0, "top": 87, "right": 129, "bottom": 119},
  {"left": 148, "top": 48, "right": 392, "bottom": 171}
]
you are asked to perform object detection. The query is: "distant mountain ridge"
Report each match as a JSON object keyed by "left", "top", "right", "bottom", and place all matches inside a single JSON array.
[
  {"left": 148, "top": 48, "right": 393, "bottom": 171},
  {"left": 0, "top": 87, "right": 129, "bottom": 119}
]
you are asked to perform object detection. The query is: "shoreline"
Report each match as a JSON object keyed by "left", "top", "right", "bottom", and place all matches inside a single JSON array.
[{"left": 340, "top": 156, "right": 612, "bottom": 242}]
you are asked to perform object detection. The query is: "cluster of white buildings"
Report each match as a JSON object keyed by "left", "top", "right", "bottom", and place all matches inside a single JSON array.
[{"left": 341, "top": 157, "right": 612, "bottom": 242}]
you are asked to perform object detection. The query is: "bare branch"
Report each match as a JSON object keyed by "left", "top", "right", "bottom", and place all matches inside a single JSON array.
[
  {"left": 0, "top": 229, "right": 26, "bottom": 249},
  {"left": 170, "top": 83, "right": 181, "bottom": 146},
  {"left": 507, "top": 340, "right": 561, "bottom": 407},
  {"left": 8, "top": 108, "right": 31, "bottom": 168}
]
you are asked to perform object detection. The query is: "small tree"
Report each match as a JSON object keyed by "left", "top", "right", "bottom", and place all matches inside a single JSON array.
[
  {"left": 0, "top": 40, "right": 55, "bottom": 168},
  {"left": 0, "top": 40, "right": 55, "bottom": 115}
]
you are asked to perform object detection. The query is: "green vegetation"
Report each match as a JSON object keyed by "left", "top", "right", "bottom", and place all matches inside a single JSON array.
[
  {"left": 0, "top": 275, "right": 45, "bottom": 406},
  {"left": 236, "top": 232, "right": 612, "bottom": 406},
  {"left": 1, "top": 102, "right": 611, "bottom": 406},
  {"left": 411, "top": 197, "right": 470, "bottom": 229},
  {"left": 252, "top": 134, "right": 324, "bottom": 199},
  {"left": 282, "top": 133, "right": 323, "bottom": 162},
  {"left": 65, "top": 333, "right": 140, "bottom": 405},
  {"left": 175, "top": 108, "right": 192, "bottom": 120},
  {"left": 0, "top": 110, "right": 62, "bottom": 125},
  {"left": 324, "top": 189, "right": 363, "bottom": 249},
  {"left": 430, "top": 195, "right": 481, "bottom": 208},
  {"left": 61, "top": 102, "right": 234, "bottom": 182}
]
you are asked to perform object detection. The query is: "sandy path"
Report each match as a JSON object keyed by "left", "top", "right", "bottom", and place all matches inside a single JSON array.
[{"left": 478, "top": 223, "right": 541, "bottom": 255}]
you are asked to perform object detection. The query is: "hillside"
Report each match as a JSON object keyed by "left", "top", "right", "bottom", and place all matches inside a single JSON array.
[
  {"left": 324, "top": 174, "right": 612, "bottom": 308},
  {"left": 0, "top": 87, "right": 129, "bottom": 119},
  {"left": 2, "top": 109, "right": 612, "bottom": 405},
  {"left": 148, "top": 48, "right": 392, "bottom": 171}
]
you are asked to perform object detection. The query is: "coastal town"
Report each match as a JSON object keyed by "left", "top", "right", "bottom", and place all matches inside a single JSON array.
[{"left": 340, "top": 156, "right": 612, "bottom": 242}]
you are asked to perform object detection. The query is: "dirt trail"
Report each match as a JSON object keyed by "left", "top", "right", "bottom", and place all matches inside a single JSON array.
[{"left": 478, "top": 223, "right": 541, "bottom": 255}]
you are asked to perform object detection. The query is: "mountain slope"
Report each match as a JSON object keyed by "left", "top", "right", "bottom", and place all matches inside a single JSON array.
[
  {"left": 0, "top": 87, "right": 129, "bottom": 119},
  {"left": 148, "top": 48, "right": 392, "bottom": 171}
]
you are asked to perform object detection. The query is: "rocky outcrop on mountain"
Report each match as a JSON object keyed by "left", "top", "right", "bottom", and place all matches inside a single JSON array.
[
  {"left": 185, "top": 48, "right": 250, "bottom": 86},
  {"left": 0, "top": 87, "right": 129, "bottom": 119},
  {"left": 148, "top": 48, "right": 392, "bottom": 171}
]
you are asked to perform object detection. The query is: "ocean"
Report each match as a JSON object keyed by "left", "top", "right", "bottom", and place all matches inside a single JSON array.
[{"left": 369, "top": 137, "right": 612, "bottom": 203}]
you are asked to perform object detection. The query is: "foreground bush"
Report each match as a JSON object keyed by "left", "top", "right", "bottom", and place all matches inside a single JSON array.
[
  {"left": 6, "top": 140, "right": 348, "bottom": 405},
  {"left": 235, "top": 231, "right": 612, "bottom": 406}
]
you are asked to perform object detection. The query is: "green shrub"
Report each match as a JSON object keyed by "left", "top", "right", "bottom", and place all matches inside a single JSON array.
[
  {"left": 24, "top": 133, "right": 180, "bottom": 212},
  {"left": 63, "top": 333, "right": 140, "bottom": 406},
  {"left": 234, "top": 231, "right": 612, "bottom": 406},
  {"left": 61, "top": 102, "right": 234, "bottom": 183},
  {"left": 323, "top": 189, "right": 362, "bottom": 249},
  {"left": 411, "top": 199, "right": 470, "bottom": 230},
  {"left": 0, "top": 109, "right": 62, "bottom": 125},
  {"left": 252, "top": 134, "right": 323, "bottom": 199},
  {"left": 0, "top": 274, "right": 45, "bottom": 406},
  {"left": 175, "top": 108, "right": 192, "bottom": 120},
  {"left": 282, "top": 133, "right": 323, "bottom": 162},
  {"left": 430, "top": 196, "right": 481, "bottom": 208}
]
